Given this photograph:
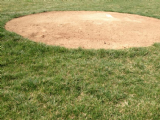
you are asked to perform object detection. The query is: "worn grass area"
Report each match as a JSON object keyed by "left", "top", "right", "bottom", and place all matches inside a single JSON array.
[{"left": 1, "top": 0, "right": 160, "bottom": 119}]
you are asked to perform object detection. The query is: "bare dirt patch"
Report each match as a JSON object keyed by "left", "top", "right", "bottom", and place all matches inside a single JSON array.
[{"left": 5, "top": 11, "right": 160, "bottom": 49}]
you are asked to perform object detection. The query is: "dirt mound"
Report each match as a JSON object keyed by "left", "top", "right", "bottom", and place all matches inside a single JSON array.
[{"left": 5, "top": 11, "right": 160, "bottom": 49}]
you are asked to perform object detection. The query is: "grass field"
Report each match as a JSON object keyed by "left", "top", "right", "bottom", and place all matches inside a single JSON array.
[{"left": 1, "top": 0, "right": 160, "bottom": 119}]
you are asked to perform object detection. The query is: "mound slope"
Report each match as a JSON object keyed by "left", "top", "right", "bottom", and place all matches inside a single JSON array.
[{"left": 5, "top": 11, "right": 160, "bottom": 49}]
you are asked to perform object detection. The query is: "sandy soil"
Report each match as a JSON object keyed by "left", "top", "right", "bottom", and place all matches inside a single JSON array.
[{"left": 5, "top": 11, "right": 160, "bottom": 49}]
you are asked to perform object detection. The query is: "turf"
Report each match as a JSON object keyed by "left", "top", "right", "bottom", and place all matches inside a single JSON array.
[{"left": 1, "top": 0, "right": 160, "bottom": 119}]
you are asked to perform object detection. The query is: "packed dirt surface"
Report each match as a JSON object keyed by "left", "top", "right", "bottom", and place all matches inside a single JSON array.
[{"left": 5, "top": 11, "right": 160, "bottom": 49}]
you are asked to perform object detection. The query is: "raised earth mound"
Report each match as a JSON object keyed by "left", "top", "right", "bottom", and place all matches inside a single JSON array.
[{"left": 5, "top": 11, "right": 160, "bottom": 49}]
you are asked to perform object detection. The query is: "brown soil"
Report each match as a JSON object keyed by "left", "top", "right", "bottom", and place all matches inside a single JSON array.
[{"left": 5, "top": 11, "right": 160, "bottom": 49}]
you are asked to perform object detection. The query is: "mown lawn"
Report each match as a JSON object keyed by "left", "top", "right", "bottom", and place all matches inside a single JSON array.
[{"left": 1, "top": 0, "right": 160, "bottom": 119}]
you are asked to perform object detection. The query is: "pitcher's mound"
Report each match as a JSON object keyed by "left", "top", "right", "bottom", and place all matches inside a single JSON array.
[{"left": 5, "top": 11, "right": 160, "bottom": 49}]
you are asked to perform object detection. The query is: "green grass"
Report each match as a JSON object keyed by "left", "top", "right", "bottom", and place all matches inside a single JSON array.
[{"left": 1, "top": 0, "right": 160, "bottom": 119}]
